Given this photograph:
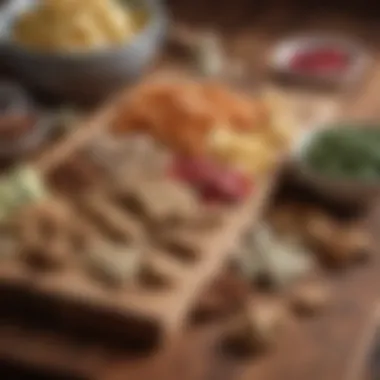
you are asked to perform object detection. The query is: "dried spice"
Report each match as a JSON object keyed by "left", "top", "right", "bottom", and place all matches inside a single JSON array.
[{"left": 289, "top": 47, "right": 350, "bottom": 75}]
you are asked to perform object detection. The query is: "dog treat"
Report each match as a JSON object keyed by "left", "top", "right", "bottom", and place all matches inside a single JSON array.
[
  {"left": 84, "top": 241, "right": 143, "bottom": 288},
  {"left": 155, "top": 227, "right": 206, "bottom": 261},
  {"left": 76, "top": 192, "right": 145, "bottom": 243},
  {"left": 124, "top": 178, "right": 200, "bottom": 224}
]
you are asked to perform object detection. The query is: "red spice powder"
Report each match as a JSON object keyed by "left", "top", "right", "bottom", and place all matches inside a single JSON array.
[{"left": 289, "top": 47, "right": 351, "bottom": 74}]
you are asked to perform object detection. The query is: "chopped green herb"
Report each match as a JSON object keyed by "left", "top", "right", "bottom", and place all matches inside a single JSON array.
[{"left": 305, "top": 127, "right": 380, "bottom": 181}]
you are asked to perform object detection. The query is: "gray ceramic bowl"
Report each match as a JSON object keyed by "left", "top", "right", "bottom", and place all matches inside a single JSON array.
[
  {"left": 292, "top": 123, "right": 380, "bottom": 206},
  {"left": 0, "top": 0, "right": 167, "bottom": 103}
]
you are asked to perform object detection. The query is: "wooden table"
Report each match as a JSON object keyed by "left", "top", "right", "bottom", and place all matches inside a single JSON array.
[
  {"left": 3, "top": 2, "right": 380, "bottom": 380},
  {"left": 100, "top": 4, "right": 380, "bottom": 380}
]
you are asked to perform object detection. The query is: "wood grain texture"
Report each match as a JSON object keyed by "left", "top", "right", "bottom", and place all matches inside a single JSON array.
[{"left": 2, "top": 2, "right": 380, "bottom": 379}]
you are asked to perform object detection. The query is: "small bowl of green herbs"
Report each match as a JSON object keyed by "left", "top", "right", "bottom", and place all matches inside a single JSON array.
[{"left": 293, "top": 123, "right": 380, "bottom": 205}]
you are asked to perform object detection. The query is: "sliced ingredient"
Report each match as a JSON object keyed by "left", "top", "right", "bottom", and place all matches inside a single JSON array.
[
  {"left": 207, "top": 126, "right": 278, "bottom": 176},
  {"left": 170, "top": 156, "right": 253, "bottom": 203}
]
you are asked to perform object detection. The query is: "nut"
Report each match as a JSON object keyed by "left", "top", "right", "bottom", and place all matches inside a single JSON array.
[
  {"left": 226, "top": 301, "right": 288, "bottom": 353},
  {"left": 290, "top": 281, "right": 330, "bottom": 315}
]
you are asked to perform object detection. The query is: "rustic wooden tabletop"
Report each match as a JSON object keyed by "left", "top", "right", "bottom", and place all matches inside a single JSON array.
[
  {"left": 2, "top": 1, "right": 380, "bottom": 380},
  {"left": 101, "top": 4, "right": 380, "bottom": 380}
]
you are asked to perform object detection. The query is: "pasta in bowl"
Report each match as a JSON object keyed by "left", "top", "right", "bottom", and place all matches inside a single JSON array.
[
  {"left": 0, "top": 0, "right": 167, "bottom": 102},
  {"left": 12, "top": 0, "right": 149, "bottom": 53}
]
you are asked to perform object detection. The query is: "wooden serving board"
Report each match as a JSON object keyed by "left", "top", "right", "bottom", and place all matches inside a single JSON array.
[
  {"left": 0, "top": 82, "right": 284, "bottom": 349},
  {"left": 0, "top": 83, "right": 344, "bottom": 379}
]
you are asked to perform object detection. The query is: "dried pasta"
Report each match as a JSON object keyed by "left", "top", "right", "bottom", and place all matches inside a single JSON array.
[{"left": 13, "top": 0, "right": 145, "bottom": 52}]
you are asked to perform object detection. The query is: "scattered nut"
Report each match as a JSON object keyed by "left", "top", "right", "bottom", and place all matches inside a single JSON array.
[
  {"left": 225, "top": 301, "right": 288, "bottom": 353},
  {"left": 303, "top": 209, "right": 337, "bottom": 246},
  {"left": 268, "top": 203, "right": 306, "bottom": 236},
  {"left": 341, "top": 224, "right": 372, "bottom": 262},
  {"left": 290, "top": 281, "right": 330, "bottom": 315},
  {"left": 194, "top": 270, "right": 251, "bottom": 321}
]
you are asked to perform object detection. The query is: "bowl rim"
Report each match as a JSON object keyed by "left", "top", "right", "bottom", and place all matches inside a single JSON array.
[
  {"left": 0, "top": 0, "right": 167, "bottom": 60},
  {"left": 292, "top": 121, "right": 380, "bottom": 188},
  {"left": 269, "top": 33, "right": 371, "bottom": 83}
]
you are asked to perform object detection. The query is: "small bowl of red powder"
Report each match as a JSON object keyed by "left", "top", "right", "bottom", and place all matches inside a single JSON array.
[{"left": 270, "top": 35, "right": 370, "bottom": 87}]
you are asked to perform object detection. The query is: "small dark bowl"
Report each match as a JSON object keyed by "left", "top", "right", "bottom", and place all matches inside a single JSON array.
[{"left": 0, "top": 0, "right": 168, "bottom": 104}]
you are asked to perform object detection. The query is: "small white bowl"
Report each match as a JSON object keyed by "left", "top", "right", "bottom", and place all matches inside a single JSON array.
[
  {"left": 270, "top": 35, "right": 370, "bottom": 88},
  {"left": 292, "top": 123, "right": 380, "bottom": 206}
]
